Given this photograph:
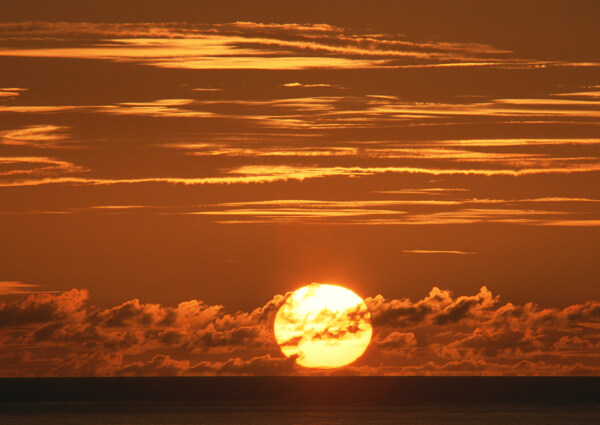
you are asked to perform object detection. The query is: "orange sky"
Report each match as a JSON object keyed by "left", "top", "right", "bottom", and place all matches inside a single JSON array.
[{"left": 0, "top": 0, "right": 598, "bottom": 376}]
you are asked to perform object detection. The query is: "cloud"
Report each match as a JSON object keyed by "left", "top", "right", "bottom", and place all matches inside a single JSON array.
[
  {"left": 0, "top": 87, "right": 27, "bottom": 98},
  {"left": 0, "top": 281, "right": 60, "bottom": 295},
  {"left": 375, "top": 331, "right": 418, "bottom": 357},
  {"left": 367, "top": 287, "right": 600, "bottom": 374},
  {"left": 366, "top": 286, "right": 499, "bottom": 328},
  {"left": 401, "top": 250, "right": 478, "bottom": 255},
  {"left": 6, "top": 162, "right": 597, "bottom": 189},
  {"left": 555, "top": 88, "right": 600, "bottom": 99},
  {"left": 185, "top": 197, "right": 599, "bottom": 227},
  {"left": 0, "top": 32, "right": 386, "bottom": 70},
  {"left": 227, "top": 164, "right": 600, "bottom": 180},
  {"left": 0, "top": 156, "right": 86, "bottom": 183},
  {"left": 0, "top": 288, "right": 89, "bottom": 329},
  {"left": 0, "top": 22, "right": 595, "bottom": 71},
  {"left": 44, "top": 352, "right": 299, "bottom": 377},
  {"left": 282, "top": 82, "right": 334, "bottom": 88},
  {"left": 0, "top": 86, "right": 596, "bottom": 204},
  {"left": 0, "top": 22, "right": 342, "bottom": 39},
  {"left": 6, "top": 196, "right": 599, "bottom": 227},
  {"left": 191, "top": 354, "right": 298, "bottom": 376},
  {"left": 117, "top": 354, "right": 191, "bottom": 376},
  {"left": 183, "top": 144, "right": 582, "bottom": 169},
  {"left": 0, "top": 285, "right": 598, "bottom": 376},
  {"left": 0, "top": 125, "right": 70, "bottom": 148}
]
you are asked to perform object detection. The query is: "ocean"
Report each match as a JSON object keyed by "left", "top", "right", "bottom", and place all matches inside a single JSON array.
[{"left": 0, "top": 377, "right": 598, "bottom": 424}]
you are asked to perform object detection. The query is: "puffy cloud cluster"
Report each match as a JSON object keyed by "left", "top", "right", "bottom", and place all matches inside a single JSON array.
[
  {"left": 366, "top": 287, "right": 600, "bottom": 375},
  {"left": 0, "top": 289, "right": 289, "bottom": 376},
  {"left": 0, "top": 286, "right": 598, "bottom": 376}
]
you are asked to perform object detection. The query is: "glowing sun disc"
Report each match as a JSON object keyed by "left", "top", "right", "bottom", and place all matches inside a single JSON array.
[{"left": 274, "top": 283, "right": 373, "bottom": 369}]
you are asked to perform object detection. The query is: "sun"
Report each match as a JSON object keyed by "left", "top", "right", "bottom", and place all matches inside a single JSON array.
[{"left": 274, "top": 283, "right": 373, "bottom": 369}]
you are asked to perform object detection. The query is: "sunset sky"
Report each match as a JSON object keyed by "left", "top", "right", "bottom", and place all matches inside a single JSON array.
[{"left": 0, "top": 0, "right": 599, "bottom": 376}]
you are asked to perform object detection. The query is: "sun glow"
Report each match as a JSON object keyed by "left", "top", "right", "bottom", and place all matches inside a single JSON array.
[{"left": 274, "top": 283, "right": 373, "bottom": 368}]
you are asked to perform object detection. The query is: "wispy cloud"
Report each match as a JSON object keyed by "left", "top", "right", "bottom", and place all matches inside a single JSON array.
[
  {"left": 227, "top": 164, "right": 600, "bottom": 180},
  {"left": 0, "top": 87, "right": 27, "bottom": 98},
  {"left": 0, "top": 156, "right": 85, "bottom": 180},
  {"left": 0, "top": 22, "right": 596, "bottom": 71},
  {"left": 0, "top": 125, "right": 70, "bottom": 148},
  {"left": 2, "top": 88, "right": 598, "bottom": 132},
  {"left": 401, "top": 250, "right": 478, "bottom": 255},
  {"left": 184, "top": 197, "right": 600, "bottom": 226},
  {"left": 0, "top": 281, "right": 58, "bottom": 295},
  {"left": 0, "top": 22, "right": 597, "bottom": 232},
  {"left": 554, "top": 87, "right": 600, "bottom": 99},
  {"left": 5, "top": 196, "right": 597, "bottom": 227},
  {"left": 0, "top": 36, "right": 386, "bottom": 70},
  {"left": 282, "top": 82, "right": 334, "bottom": 88},
  {"left": 1, "top": 162, "right": 599, "bottom": 189},
  {"left": 373, "top": 188, "right": 471, "bottom": 195}
]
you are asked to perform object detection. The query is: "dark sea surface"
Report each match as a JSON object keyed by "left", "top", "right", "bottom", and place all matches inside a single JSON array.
[{"left": 0, "top": 377, "right": 598, "bottom": 424}]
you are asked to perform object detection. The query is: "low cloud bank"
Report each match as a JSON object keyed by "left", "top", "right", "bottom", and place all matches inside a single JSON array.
[{"left": 0, "top": 286, "right": 598, "bottom": 376}]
